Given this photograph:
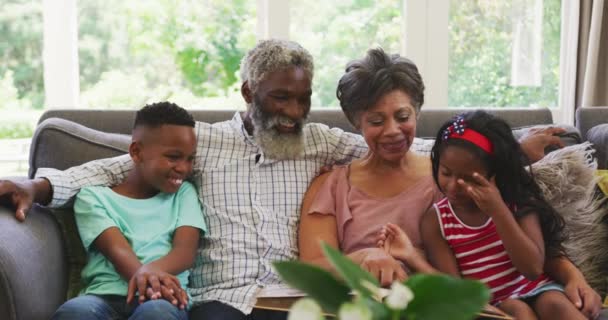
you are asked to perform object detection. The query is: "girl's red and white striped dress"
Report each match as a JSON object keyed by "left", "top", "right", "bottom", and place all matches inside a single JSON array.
[{"left": 434, "top": 197, "right": 552, "bottom": 304}]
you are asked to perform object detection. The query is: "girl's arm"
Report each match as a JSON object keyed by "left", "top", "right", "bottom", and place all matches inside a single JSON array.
[
  {"left": 460, "top": 173, "right": 545, "bottom": 279},
  {"left": 545, "top": 256, "right": 602, "bottom": 319},
  {"left": 493, "top": 208, "right": 545, "bottom": 279},
  {"left": 420, "top": 210, "right": 460, "bottom": 276},
  {"left": 299, "top": 173, "right": 406, "bottom": 286}
]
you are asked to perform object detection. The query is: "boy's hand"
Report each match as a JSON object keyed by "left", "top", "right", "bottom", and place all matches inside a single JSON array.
[
  {"left": 143, "top": 284, "right": 189, "bottom": 310},
  {"left": 127, "top": 264, "right": 187, "bottom": 308},
  {"left": 376, "top": 223, "right": 416, "bottom": 263}
]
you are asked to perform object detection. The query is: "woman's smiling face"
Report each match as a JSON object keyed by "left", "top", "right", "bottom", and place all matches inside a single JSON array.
[{"left": 358, "top": 90, "right": 417, "bottom": 164}]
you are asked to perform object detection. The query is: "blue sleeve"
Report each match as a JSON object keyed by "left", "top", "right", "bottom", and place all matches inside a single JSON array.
[
  {"left": 74, "top": 187, "right": 117, "bottom": 250},
  {"left": 175, "top": 182, "right": 207, "bottom": 234}
]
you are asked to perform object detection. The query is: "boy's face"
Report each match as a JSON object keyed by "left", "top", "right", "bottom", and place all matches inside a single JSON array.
[{"left": 132, "top": 124, "right": 196, "bottom": 194}]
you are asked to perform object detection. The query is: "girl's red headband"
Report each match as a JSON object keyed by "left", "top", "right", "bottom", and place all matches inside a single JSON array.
[{"left": 441, "top": 116, "right": 494, "bottom": 155}]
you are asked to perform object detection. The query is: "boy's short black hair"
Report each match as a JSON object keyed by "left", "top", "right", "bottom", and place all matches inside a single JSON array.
[{"left": 134, "top": 102, "right": 195, "bottom": 129}]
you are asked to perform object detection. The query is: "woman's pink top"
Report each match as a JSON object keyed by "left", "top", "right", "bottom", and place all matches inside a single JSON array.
[{"left": 307, "top": 165, "right": 442, "bottom": 254}]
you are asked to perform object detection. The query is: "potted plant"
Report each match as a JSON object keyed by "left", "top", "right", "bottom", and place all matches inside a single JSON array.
[{"left": 274, "top": 243, "right": 491, "bottom": 320}]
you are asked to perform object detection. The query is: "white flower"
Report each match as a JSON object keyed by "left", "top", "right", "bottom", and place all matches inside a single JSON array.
[
  {"left": 385, "top": 282, "right": 414, "bottom": 310},
  {"left": 288, "top": 298, "right": 325, "bottom": 320},
  {"left": 338, "top": 302, "right": 372, "bottom": 320},
  {"left": 360, "top": 280, "right": 390, "bottom": 302}
]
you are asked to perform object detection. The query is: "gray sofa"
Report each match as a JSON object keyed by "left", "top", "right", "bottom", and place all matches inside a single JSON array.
[
  {"left": 577, "top": 107, "right": 608, "bottom": 169},
  {"left": 0, "top": 107, "right": 606, "bottom": 320}
]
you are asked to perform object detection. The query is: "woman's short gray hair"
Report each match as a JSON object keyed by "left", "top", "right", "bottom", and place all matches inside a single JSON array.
[
  {"left": 240, "top": 39, "right": 314, "bottom": 92},
  {"left": 337, "top": 48, "right": 425, "bottom": 127}
]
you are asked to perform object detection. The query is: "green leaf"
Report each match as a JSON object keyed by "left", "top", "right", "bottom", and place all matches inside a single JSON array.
[
  {"left": 273, "top": 261, "right": 351, "bottom": 313},
  {"left": 359, "top": 297, "right": 391, "bottom": 320},
  {"left": 404, "top": 274, "right": 490, "bottom": 320},
  {"left": 322, "top": 243, "right": 380, "bottom": 297}
]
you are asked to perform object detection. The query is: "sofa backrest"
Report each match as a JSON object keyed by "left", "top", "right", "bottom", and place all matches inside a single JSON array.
[
  {"left": 30, "top": 107, "right": 553, "bottom": 178},
  {"left": 576, "top": 106, "right": 608, "bottom": 139},
  {"left": 38, "top": 107, "right": 553, "bottom": 137}
]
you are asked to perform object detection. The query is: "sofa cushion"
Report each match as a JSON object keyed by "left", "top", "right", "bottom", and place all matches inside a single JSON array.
[
  {"left": 531, "top": 142, "right": 608, "bottom": 295},
  {"left": 587, "top": 124, "right": 608, "bottom": 170},
  {"left": 29, "top": 118, "right": 130, "bottom": 178},
  {"left": 27, "top": 118, "right": 130, "bottom": 298}
]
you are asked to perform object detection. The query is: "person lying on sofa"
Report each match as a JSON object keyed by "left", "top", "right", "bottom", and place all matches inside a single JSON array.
[
  {"left": 298, "top": 48, "right": 602, "bottom": 319},
  {"left": 51, "top": 102, "right": 206, "bottom": 320},
  {"left": 0, "top": 39, "right": 597, "bottom": 320}
]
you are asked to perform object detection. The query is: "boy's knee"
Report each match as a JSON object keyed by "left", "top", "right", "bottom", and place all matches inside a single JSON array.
[
  {"left": 52, "top": 295, "right": 114, "bottom": 320},
  {"left": 131, "top": 299, "right": 186, "bottom": 320}
]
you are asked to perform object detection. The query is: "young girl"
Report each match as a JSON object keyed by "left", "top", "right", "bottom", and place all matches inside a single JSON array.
[{"left": 379, "top": 111, "right": 585, "bottom": 319}]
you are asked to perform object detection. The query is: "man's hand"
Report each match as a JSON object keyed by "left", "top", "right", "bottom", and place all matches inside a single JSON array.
[
  {"left": 359, "top": 248, "right": 407, "bottom": 287},
  {"left": 563, "top": 278, "right": 602, "bottom": 319},
  {"left": 519, "top": 127, "right": 566, "bottom": 163},
  {"left": 127, "top": 264, "right": 188, "bottom": 309},
  {"left": 0, "top": 179, "right": 37, "bottom": 222}
]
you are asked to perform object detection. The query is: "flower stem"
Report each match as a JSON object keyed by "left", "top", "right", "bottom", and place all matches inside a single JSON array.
[{"left": 392, "top": 310, "right": 400, "bottom": 320}]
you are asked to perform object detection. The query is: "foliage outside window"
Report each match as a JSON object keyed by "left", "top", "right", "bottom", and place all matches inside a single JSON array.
[
  {"left": 290, "top": 0, "right": 402, "bottom": 107},
  {"left": 448, "top": 0, "right": 561, "bottom": 108},
  {"left": 0, "top": 0, "right": 43, "bottom": 140},
  {"left": 78, "top": 0, "right": 256, "bottom": 109}
]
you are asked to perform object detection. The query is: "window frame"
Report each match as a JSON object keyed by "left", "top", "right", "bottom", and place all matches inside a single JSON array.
[{"left": 44, "top": 0, "right": 568, "bottom": 123}]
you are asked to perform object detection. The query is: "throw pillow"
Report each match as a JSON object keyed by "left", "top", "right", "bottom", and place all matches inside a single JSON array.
[{"left": 530, "top": 142, "right": 608, "bottom": 295}]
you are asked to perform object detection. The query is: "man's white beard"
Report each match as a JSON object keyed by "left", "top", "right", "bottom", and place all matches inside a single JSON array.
[{"left": 250, "top": 101, "right": 306, "bottom": 160}]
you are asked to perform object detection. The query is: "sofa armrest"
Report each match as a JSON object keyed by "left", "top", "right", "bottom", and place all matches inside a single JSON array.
[{"left": 0, "top": 204, "right": 68, "bottom": 320}]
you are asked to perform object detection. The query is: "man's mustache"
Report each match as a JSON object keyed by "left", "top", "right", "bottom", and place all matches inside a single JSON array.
[{"left": 263, "top": 114, "right": 306, "bottom": 131}]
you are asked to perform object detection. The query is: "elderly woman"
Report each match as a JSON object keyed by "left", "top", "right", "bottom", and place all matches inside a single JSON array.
[{"left": 298, "top": 48, "right": 602, "bottom": 319}]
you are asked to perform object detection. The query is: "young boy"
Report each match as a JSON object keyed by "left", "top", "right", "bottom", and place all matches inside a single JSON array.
[{"left": 52, "top": 102, "right": 206, "bottom": 320}]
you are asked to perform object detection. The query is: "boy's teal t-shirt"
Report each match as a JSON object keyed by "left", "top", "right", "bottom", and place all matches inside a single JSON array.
[{"left": 74, "top": 181, "right": 206, "bottom": 296}]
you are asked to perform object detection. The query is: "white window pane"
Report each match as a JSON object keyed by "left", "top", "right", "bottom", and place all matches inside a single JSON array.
[
  {"left": 78, "top": 1, "right": 256, "bottom": 109},
  {"left": 0, "top": 0, "right": 44, "bottom": 176},
  {"left": 290, "top": 0, "right": 403, "bottom": 108},
  {"left": 448, "top": 0, "right": 561, "bottom": 108}
]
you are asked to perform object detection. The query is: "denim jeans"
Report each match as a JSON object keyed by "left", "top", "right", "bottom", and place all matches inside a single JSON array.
[
  {"left": 52, "top": 294, "right": 188, "bottom": 320},
  {"left": 189, "top": 301, "right": 287, "bottom": 320}
]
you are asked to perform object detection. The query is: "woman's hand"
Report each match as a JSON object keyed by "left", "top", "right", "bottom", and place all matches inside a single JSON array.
[{"left": 358, "top": 248, "right": 407, "bottom": 287}]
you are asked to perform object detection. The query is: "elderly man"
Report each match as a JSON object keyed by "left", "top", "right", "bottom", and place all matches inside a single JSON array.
[{"left": 0, "top": 39, "right": 601, "bottom": 320}]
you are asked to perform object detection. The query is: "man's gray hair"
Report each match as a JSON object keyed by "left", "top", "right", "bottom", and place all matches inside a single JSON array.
[{"left": 240, "top": 39, "right": 314, "bottom": 92}]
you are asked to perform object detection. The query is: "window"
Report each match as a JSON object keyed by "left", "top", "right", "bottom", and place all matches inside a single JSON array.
[
  {"left": 448, "top": 0, "right": 561, "bottom": 108},
  {"left": 0, "top": 0, "right": 566, "bottom": 176},
  {"left": 0, "top": 0, "right": 44, "bottom": 176},
  {"left": 290, "top": 0, "right": 403, "bottom": 107},
  {"left": 78, "top": 0, "right": 256, "bottom": 109}
]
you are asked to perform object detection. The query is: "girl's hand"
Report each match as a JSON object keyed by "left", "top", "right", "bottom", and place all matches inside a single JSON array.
[
  {"left": 457, "top": 173, "right": 509, "bottom": 216},
  {"left": 376, "top": 223, "right": 416, "bottom": 263},
  {"left": 563, "top": 278, "right": 602, "bottom": 319}
]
